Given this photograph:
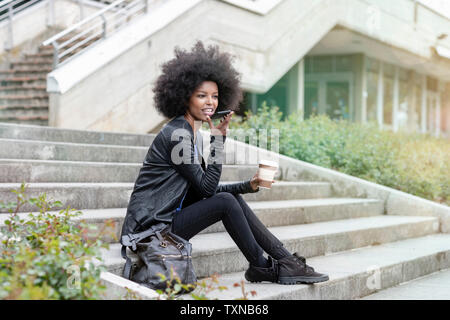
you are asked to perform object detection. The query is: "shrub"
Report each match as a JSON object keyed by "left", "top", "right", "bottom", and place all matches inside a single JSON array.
[
  {"left": 0, "top": 183, "right": 116, "bottom": 300},
  {"left": 230, "top": 105, "right": 450, "bottom": 206}
]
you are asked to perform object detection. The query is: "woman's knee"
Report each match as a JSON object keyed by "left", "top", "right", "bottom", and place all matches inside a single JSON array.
[{"left": 213, "top": 192, "right": 241, "bottom": 212}]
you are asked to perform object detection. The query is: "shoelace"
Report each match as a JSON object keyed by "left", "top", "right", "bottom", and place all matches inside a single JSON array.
[{"left": 293, "top": 253, "right": 315, "bottom": 273}]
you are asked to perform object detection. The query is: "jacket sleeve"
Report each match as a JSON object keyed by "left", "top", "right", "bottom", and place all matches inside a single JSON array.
[
  {"left": 170, "top": 131, "right": 226, "bottom": 198},
  {"left": 215, "top": 180, "right": 259, "bottom": 195}
]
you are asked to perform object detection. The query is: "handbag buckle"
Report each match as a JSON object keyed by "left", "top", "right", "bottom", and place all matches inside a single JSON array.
[
  {"left": 176, "top": 243, "right": 184, "bottom": 250},
  {"left": 160, "top": 241, "right": 168, "bottom": 248}
]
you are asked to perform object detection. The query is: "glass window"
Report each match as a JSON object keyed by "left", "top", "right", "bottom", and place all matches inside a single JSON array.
[
  {"left": 366, "top": 57, "right": 379, "bottom": 73},
  {"left": 383, "top": 74, "right": 393, "bottom": 125},
  {"left": 305, "top": 57, "right": 312, "bottom": 74},
  {"left": 427, "top": 94, "right": 437, "bottom": 133},
  {"left": 304, "top": 81, "right": 319, "bottom": 119},
  {"left": 326, "top": 81, "right": 350, "bottom": 120},
  {"left": 335, "top": 55, "right": 352, "bottom": 72},
  {"left": 427, "top": 77, "right": 438, "bottom": 92},
  {"left": 383, "top": 62, "right": 395, "bottom": 78},
  {"left": 366, "top": 71, "right": 378, "bottom": 122},
  {"left": 398, "top": 80, "right": 409, "bottom": 130},
  {"left": 254, "top": 74, "right": 288, "bottom": 118},
  {"left": 409, "top": 84, "right": 422, "bottom": 132},
  {"left": 313, "top": 56, "right": 333, "bottom": 73}
]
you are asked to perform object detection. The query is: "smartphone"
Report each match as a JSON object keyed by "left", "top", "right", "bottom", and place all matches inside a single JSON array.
[{"left": 211, "top": 110, "right": 232, "bottom": 119}]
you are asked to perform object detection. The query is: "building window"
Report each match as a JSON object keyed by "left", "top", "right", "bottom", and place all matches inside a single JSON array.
[
  {"left": 304, "top": 81, "right": 319, "bottom": 119},
  {"left": 383, "top": 62, "right": 394, "bottom": 127},
  {"left": 365, "top": 57, "right": 379, "bottom": 123},
  {"left": 398, "top": 79, "right": 409, "bottom": 130},
  {"left": 410, "top": 83, "right": 422, "bottom": 132}
]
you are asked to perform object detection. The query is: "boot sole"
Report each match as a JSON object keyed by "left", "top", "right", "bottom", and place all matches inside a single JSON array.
[{"left": 278, "top": 275, "right": 329, "bottom": 285}]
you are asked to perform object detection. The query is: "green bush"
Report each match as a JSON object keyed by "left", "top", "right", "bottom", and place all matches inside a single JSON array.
[
  {"left": 0, "top": 183, "right": 116, "bottom": 300},
  {"left": 230, "top": 104, "right": 450, "bottom": 206}
]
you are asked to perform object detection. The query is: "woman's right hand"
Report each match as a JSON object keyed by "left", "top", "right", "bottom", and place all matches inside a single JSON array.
[{"left": 206, "top": 111, "right": 234, "bottom": 136}]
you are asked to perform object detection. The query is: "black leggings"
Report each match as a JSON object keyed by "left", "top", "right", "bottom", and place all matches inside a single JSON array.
[{"left": 171, "top": 192, "right": 291, "bottom": 267}]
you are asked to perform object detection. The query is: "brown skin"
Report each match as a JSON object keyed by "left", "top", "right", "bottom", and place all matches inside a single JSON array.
[{"left": 184, "top": 81, "right": 274, "bottom": 191}]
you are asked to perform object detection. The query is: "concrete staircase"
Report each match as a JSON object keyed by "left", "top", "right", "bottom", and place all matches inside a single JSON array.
[
  {"left": 0, "top": 34, "right": 101, "bottom": 126},
  {"left": 0, "top": 122, "right": 449, "bottom": 300}
]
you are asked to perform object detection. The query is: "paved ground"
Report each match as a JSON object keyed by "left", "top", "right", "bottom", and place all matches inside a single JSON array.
[{"left": 362, "top": 268, "right": 450, "bottom": 300}]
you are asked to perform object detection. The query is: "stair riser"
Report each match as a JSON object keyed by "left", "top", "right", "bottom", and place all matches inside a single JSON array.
[
  {"left": 0, "top": 182, "right": 333, "bottom": 213},
  {"left": 0, "top": 98, "right": 48, "bottom": 105},
  {"left": 0, "top": 89, "right": 47, "bottom": 96},
  {"left": 0, "top": 185, "right": 133, "bottom": 213},
  {"left": 0, "top": 139, "right": 148, "bottom": 163},
  {"left": 0, "top": 161, "right": 257, "bottom": 183},
  {"left": 11, "top": 62, "right": 53, "bottom": 69},
  {"left": 0, "top": 124, "right": 155, "bottom": 146},
  {"left": 198, "top": 201, "right": 384, "bottom": 234},
  {"left": 242, "top": 183, "right": 331, "bottom": 201},
  {"left": 68, "top": 200, "right": 383, "bottom": 243},
  {"left": 0, "top": 108, "right": 48, "bottom": 119},
  {"left": 106, "top": 219, "right": 439, "bottom": 278},
  {"left": 0, "top": 119, "right": 48, "bottom": 126},
  {"left": 0, "top": 72, "right": 51, "bottom": 78},
  {"left": 0, "top": 79, "right": 47, "bottom": 86}
]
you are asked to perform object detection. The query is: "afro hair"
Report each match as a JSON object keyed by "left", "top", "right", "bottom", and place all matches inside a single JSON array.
[{"left": 152, "top": 41, "right": 243, "bottom": 119}]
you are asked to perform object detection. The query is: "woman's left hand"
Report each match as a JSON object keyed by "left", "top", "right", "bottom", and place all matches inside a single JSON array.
[{"left": 249, "top": 171, "right": 275, "bottom": 191}]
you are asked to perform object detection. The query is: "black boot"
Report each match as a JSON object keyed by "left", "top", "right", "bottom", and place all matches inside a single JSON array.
[
  {"left": 244, "top": 256, "right": 278, "bottom": 283},
  {"left": 277, "top": 253, "right": 329, "bottom": 285}
]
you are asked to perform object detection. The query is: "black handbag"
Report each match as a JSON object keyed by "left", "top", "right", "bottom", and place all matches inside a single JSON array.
[{"left": 121, "top": 222, "right": 197, "bottom": 292}]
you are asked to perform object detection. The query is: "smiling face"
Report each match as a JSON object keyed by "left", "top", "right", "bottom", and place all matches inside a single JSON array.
[{"left": 186, "top": 81, "right": 219, "bottom": 123}]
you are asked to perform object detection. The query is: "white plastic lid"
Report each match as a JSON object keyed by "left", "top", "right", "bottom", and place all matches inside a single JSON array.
[{"left": 258, "top": 159, "right": 278, "bottom": 168}]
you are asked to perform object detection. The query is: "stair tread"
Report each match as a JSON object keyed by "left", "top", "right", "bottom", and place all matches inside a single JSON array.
[
  {"left": 183, "top": 233, "right": 450, "bottom": 300},
  {"left": 361, "top": 268, "right": 450, "bottom": 300}
]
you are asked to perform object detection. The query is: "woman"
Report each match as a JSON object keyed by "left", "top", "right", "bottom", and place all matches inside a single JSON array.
[{"left": 121, "top": 41, "right": 328, "bottom": 285}]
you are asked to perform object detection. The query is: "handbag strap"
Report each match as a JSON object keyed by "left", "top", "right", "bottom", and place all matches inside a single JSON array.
[
  {"left": 120, "top": 223, "right": 169, "bottom": 279},
  {"left": 121, "top": 245, "right": 133, "bottom": 279},
  {"left": 121, "top": 227, "right": 156, "bottom": 251}
]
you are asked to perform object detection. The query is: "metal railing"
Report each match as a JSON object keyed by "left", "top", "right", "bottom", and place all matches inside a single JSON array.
[
  {"left": 42, "top": 0, "right": 150, "bottom": 68},
  {"left": 0, "top": 0, "right": 47, "bottom": 50}
]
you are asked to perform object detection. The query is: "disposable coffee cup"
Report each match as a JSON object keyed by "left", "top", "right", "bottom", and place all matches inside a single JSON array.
[{"left": 258, "top": 160, "right": 278, "bottom": 189}]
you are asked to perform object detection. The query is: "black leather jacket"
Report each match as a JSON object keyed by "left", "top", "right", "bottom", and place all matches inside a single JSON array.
[{"left": 120, "top": 115, "right": 258, "bottom": 236}]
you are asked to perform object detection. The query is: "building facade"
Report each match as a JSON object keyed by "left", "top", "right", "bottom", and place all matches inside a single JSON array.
[{"left": 245, "top": 30, "right": 450, "bottom": 137}]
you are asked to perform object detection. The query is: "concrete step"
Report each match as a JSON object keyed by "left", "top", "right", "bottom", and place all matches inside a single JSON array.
[
  {"left": 0, "top": 69, "right": 53, "bottom": 77},
  {"left": 0, "top": 181, "right": 334, "bottom": 213},
  {"left": 0, "top": 123, "right": 155, "bottom": 146},
  {"left": 24, "top": 53, "right": 54, "bottom": 60},
  {"left": 0, "top": 138, "right": 148, "bottom": 163},
  {"left": 0, "top": 76, "right": 46, "bottom": 86},
  {"left": 184, "top": 233, "right": 450, "bottom": 300},
  {"left": 0, "top": 118, "right": 48, "bottom": 126},
  {"left": 0, "top": 86, "right": 47, "bottom": 96},
  {"left": 0, "top": 95, "right": 48, "bottom": 105},
  {"left": 0, "top": 197, "right": 383, "bottom": 242},
  {"left": 0, "top": 159, "right": 258, "bottom": 183},
  {"left": 0, "top": 106, "right": 48, "bottom": 119},
  {"left": 103, "top": 216, "right": 440, "bottom": 278},
  {"left": 361, "top": 268, "right": 450, "bottom": 300},
  {"left": 11, "top": 61, "right": 53, "bottom": 69},
  {"left": 102, "top": 197, "right": 383, "bottom": 240}
]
